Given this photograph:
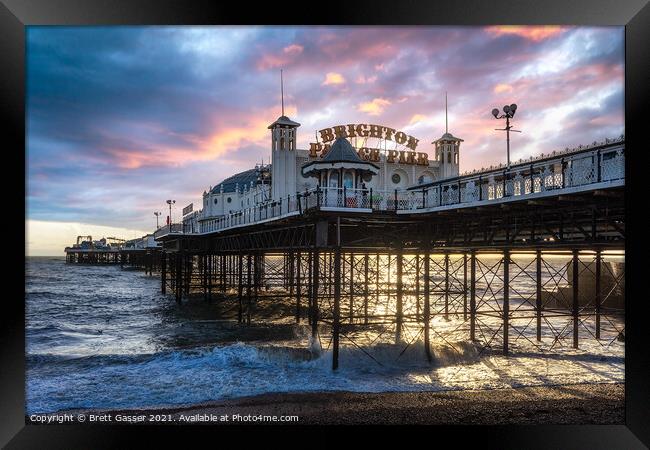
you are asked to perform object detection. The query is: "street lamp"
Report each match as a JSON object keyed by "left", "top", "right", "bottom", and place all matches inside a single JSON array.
[
  {"left": 166, "top": 200, "right": 176, "bottom": 232},
  {"left": 154, "top": 211, "right": 161, "bottom": 229},
  {"left": 492, "top": 103, "right": 521, "bottom": 169}
]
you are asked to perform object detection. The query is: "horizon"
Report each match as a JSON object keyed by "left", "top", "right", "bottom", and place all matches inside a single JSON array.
[{"left": 26, "top": 25, "right": 624, "bottom": 256}]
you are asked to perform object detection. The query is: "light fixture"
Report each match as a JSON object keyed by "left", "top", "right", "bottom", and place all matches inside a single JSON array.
[{"left": 491, "top": 102, "right": 521, "bottom": 170}]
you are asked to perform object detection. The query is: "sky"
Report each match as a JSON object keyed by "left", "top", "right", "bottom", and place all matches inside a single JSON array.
[{"left": 26, "top": 26, "right": 624, "bottom": 255}]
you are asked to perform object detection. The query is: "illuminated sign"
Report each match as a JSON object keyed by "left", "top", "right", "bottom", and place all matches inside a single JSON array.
[{"left": 309, "top": 123, "right": 428, "bottom": 166}]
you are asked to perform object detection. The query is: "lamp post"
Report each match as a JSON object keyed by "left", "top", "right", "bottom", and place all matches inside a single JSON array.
[
  {"left": 154, "top": 211, "right": 161, "bottom": 229},
  {"left": 166, "top": 200, "right": 175, "bottom": 232},
  {"left": 492, "top": 104, "right": 521, "bottom": 169}
]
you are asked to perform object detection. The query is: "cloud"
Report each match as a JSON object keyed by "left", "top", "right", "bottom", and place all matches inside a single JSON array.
[
  {"left": 409, "top": 114, "right": 427, "bottom": 124},
  {"left": 322, "top": 72, "right": 346, "bottom": 85},
  {"left": 26, "top": 26, "right": 624, "bottom": 254},
  {"left": 485, "top": 26, "right": 566, "bottom": 41},
  {"left": 356, "top": 74, "right": 378, "bottom": 84},
  {"left": 494, "top": 83, "right": 513, "bottom": 93},
  {"left": 357, "top": 98, "right": 391, "bottom": 116},
  {"left": 283, "top": 44, "right": 303, "bottom": 55}
]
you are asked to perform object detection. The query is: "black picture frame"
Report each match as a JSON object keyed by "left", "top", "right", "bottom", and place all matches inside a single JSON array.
[{"left": 4, "top": 0, "right": 648, "bottom": 447}]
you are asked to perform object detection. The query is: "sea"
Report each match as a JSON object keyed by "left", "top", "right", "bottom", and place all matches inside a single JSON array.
[{"left": 25, "top": 256, "right": 624, "bottom": 415}]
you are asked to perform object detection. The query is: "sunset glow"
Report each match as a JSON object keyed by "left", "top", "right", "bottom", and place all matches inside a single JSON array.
[{"left": 26, "top": 26, "right": 624, "bottom": 254}]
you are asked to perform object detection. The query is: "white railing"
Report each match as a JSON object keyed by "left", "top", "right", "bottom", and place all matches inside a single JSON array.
[
  {"left": 177, "top": 142, "right": 624, "bottom": 236},
  {"left": 397, "top": 145, "right": 624, "bottom": 211}
]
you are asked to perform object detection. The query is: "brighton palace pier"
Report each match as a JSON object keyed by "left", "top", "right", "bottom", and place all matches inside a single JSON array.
[{"left": 70, "top": 109, "right": 626, "bottom": 370}]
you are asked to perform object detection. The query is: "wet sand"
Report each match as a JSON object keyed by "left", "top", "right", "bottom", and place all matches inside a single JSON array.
[{"left": 62, "top": 382, "right": 623, "bottom": 425}]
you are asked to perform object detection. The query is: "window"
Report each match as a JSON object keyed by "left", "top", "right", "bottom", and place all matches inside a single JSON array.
[
  {"left": 213, "top": 198, "right": 218, "bottom": 204},
  {"left": 418, "top": 173, "right": 433, "bottom": 185},
  {"left": 392, "top": 173, "right": 401, "bottom": 184},
  {"left": 343, "top": 171, "right": 354, "bottom": 189},
  {"left": 447, "top": 152, "right": 451, "bottom": 163},
  {"left": 227, "top": 197, "right": 232, "bottom": 203},
  {"left": 362, "top": 172, "right": 372, "bottom": 182},
  {"left": 329, "top": 170, "right": 339, "bottom": 188}
]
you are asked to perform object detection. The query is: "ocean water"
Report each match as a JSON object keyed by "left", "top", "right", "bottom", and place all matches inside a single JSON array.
[{"left": 26, "top": 256, "right": 624, "bottom": 414}]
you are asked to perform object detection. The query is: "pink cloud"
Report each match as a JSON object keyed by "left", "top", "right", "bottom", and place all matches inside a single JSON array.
[
  {"left": 357, "top": 98, "right": 391, "bottom": 116},
  {"left": 322, "top": 72, "right": 346, "bottom": 86},
  {"left": 485, "top": 26, "right": 567, "bottom": 41}
]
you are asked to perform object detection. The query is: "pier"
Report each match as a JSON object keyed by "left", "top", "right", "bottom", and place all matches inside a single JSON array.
[{"left": 153, "top": 138, "right": 625, "bottom": 369}]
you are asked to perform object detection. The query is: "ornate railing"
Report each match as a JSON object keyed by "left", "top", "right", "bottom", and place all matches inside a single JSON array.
[
  {"left": 397, "top": 144, "right": 624, "bottom": 211},
  {"left": 183, "top": 142, "right": 624, "bottom": 235}
]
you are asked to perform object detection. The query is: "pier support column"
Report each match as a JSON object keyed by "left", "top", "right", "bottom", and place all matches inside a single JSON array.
[
  {"left": 237, "top": 253, "right": 243, "bottom": 324},
  {"left": 363, "top": 253, "right": 369, "bottom": 326},
  {"left": 463, "top": 254, "right": 468, "bottom": 321},
  {"left": 246, "top": 253, "right": 252, "bottom": 325},
  {"left": 207, "top": 254, "right": 212, "bottom": 301},
  {"left": 295, "top": 252, "right": 301, "bottom": 323},
  {"left": 288, "top": 251, "right": 294, "bottom": 302},
  {"left": 536, "top": 250, "right": 542, "bottom": 341},
  {"left": 415, "top": 254, "right": 421, "bottom": 321},
  {"left": 311, "top": 248, "right": 320, "bottom": 341},
  {"left": 595, "top": 250, "right": 602, "bottom": 339},
  {"left": 307, "top": 251, "right": 313, "bottom": 326},
  {"left": 175, "top": 253, "right": 182, "bottom": 304},
  {"left": 161, "top": 252, "right": 167, "bottom": 294},
  {"left": 349, "top": 252, "right": 354, "bottom": 323},
  {"left": 333, "top": 246, "right": 341, "bottom": 370},
  {"left": 572, "top": 250, "right": 580, "bottom": 349},
  {"left": 470, "top": 251, "right": 476, "bottom": 341},
  {"left": 444, "top": 252, "right": 450, "bottom": 320},
  {"left": 503, "top": 249, "right": 510, "bottom": 355},
  {"left": 424, "top": 249, "right": 432, "bottom": 362},
  {"left": 395, "top": 247, "right": 403, "bottom": 343},
  {"left": 254, "top": 252, "right": 260, "bottom": 309}
]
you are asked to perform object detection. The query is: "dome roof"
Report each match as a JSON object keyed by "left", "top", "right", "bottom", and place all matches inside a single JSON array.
[
  {"left": 322, "top": 137, "right": 363, "bottom": 163},
  {"left": 268, "top": 115, "right": 300, "bottom": 129},
  {"left": 210, "top": 168, "right": 259, "bottom": 194},
  {"left": 301, "top": 137, "right": 380, "bottom": 177},
  {"left": 433, "top": 132, "right": 463, "bottom": 143}
]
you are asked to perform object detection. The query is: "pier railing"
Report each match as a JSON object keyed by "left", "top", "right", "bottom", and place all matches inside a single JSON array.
[
  {"left": 192, "top": 141, "right": 624, "bottom": 235},
  {"left": 397, "top": 143, "right": 624, "bottom": 212}
]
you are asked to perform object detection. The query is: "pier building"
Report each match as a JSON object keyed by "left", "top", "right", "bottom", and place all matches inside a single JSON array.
[{"left": 66, "top": 103, "right": 626, "bottom": 372}]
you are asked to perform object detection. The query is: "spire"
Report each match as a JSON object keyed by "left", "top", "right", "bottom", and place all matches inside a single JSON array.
[
  {"left": 445, "top": 91, "right": 448, "bottom": 134},
  {"left": 280, "top": 69, "right": 284, "bottom": 116}
]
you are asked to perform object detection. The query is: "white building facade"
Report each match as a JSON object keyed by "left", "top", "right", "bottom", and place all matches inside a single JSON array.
[{"left": 185, "top": 113, "right": 462, "bottom": 229}]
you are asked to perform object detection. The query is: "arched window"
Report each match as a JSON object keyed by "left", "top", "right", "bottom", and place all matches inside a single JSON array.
[
  {"left": 329, "top": 170, "right": 339, "bottom": 188},
  {"left": 343, "top": 171, "right": 354, "bottom": 189},
  {"left": 447, "top": 152, "right": 452, "bottom": 164}
]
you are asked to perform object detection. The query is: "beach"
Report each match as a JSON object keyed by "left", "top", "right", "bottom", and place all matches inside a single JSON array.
[{"left": 51, "top": 383, "right": 624, "bottom": 425}]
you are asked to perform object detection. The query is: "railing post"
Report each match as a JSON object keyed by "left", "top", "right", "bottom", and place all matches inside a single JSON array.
[
  {"left": 439, "top": 185, "right": 442, "bottom": 206},
  {"left": 394, "top": 189, "right": 398, "bottom": 211},
  {"left": 369, "top": 188, "right": 373, "bottom": 210},
  {"left": 596, "top": 150, "right": 602, "bottom": 182},
  {"left": 317, "top": 184, "right": 321, "bottom": 208},
  {"left": 343, "top": 185, "right": 347, "bottom": 208},
  {"left": 458, "top": 179, "right": 462, "bottom": 203},
  {"left": 529, "top": 164, "right": 534, "bottom": 194},
  {"left": 478, "top": 176, "right": 483, "bottom": 201},
  {"left": 561, "top": 158, "right": 566, "bottom": 188},
  {"left": 422, "top": 188, "right": 426, "bottom": 209}
]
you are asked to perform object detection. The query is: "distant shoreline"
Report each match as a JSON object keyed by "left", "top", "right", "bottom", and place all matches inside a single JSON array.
[{"left": 29, "top": 383, "right": 624, "bottom": 425}]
